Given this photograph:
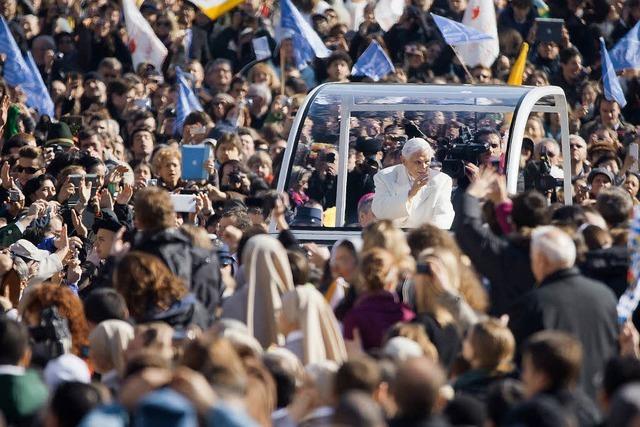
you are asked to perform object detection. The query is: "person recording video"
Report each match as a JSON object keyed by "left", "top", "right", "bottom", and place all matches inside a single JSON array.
[{"left": 371, "top": 137, "right": 454, "bottom": 229}]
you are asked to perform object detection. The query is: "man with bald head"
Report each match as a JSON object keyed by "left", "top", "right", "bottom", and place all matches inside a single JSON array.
[
  {"left": 508, "top": 226, "right": 618, "bottom": 397},
  {"left": 372, "top": 137, "right": 454, "bottom": 229}
]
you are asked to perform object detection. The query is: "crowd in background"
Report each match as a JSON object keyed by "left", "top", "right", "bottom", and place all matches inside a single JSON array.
[{"left": 1, "top": 0, "right": 640, "bottom": 426}]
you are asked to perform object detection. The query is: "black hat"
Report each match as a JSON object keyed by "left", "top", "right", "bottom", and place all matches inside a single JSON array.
[
  {"left": 140, "top": 1, "right": 160, "bottom": 14},
  {"left": 93, "top": 210, "right": 122, "bottom": 234},
  {"left": 83, "top": 71, "right": 103, "bottom": 82},
  {"left": 46, "top": 122, "right": 75, "bottom": 147},
  {"left": 587, "top": 167, "right": 614, "bottom": 185},
  {"left": 291, "top": 206, "right": 323, "bottom": 226},
  {"left": 355, "top": 137, "right": 383, "bottom": 155}
]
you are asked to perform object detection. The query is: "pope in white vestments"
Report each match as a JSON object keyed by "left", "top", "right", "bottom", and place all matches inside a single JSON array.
[{"left": 372, "top": 137, "right": 455, "bottom": 229}]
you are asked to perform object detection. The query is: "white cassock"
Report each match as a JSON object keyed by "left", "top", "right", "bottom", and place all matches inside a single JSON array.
[{"left": 371, "top": 164, "right": 455, "bottom": 229}]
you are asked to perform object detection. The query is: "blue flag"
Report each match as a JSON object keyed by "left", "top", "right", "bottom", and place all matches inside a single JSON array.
[
  {"left": 280, "top": 0, "right": 331, "bottom": 68},
  {"left": 609, "top": 20, "right": 640, "bottom": 71},
  {"left": 0, "top": 17, "right": 54, "bottom": 117},
  {"left": 600, "top": 37, "right": 627, "bottom": 108},
  {"left": 351, "top": 40, "right": 395, "bottom": 82},
  {"left": 431, "top": 13, "right": 494, "bottom": 46},
  {"left": 24, "top": 52, "right": 54, "bottom": 117},
  {"left": 175, "top": 66, "right": 203, "bottom": 135}
]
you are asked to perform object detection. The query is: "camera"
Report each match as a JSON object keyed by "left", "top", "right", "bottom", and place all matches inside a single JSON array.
[
  {"left": 524, "top": 146, "right": 562, "bottom": 193},
  {"left": 228, "top": 171, "right": 244, "bottom": 185},
  {"left": 8, "top": 189, "right": 21, "bottom": 202},
  {"left": 29, "top": 306, "right": 72, "bottom": 367},
  {"left": 435, "top": 127, "right": 489, "bottom": 180}
]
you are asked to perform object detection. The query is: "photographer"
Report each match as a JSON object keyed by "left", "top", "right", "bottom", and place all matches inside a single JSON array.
[
  {"left": 345, "top": 137, "right": 382, "bottom": 225},
  {"left": 371, "top": 137, "right": 454, "bottom": 229},
  {"left": 307, "top": 149, "right": 338, "bottom": 210}
]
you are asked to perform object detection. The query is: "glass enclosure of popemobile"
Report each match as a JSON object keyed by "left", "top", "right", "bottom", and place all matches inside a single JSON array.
[{"left": 272, "top": 83, "right": 572, "bottom": 242}]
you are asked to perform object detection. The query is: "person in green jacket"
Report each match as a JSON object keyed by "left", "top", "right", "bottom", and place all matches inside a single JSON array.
[{"left": 0, "top": 317, "right": 48, "bottom": 426}]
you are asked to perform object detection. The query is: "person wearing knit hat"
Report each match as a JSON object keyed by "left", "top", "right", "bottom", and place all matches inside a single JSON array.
[
  {"left": 587, "top": 168, "right": 614, "bottom": 198},
  {"left": 45, "top": 122, "right": 75, "bottom": 148}
]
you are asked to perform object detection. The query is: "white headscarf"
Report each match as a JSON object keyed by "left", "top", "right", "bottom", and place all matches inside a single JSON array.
[
  {"left": 243, "top": 235, "right": 295, "bottom": 349},
  {"left": 89, "top": 319, "right": 134, "bottom": 375},
  {"left": 281, "top": 284, "right": 347, "bottom": 365}
]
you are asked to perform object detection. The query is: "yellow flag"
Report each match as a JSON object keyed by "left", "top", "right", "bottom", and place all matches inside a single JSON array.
[
  {"left": 507, "top": 42, "right": 529, "bottom": 86},
  {"left": 190, "top": 0, "right": 245, "bottom": 20}
]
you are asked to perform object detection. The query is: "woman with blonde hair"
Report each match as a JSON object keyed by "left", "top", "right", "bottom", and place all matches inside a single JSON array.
[
  {"left": 454, "top": 318, "right": 515, "bottom": 400},
  {"left": 89, "top": 319, "right": 134, "bottom": 394},
  {"left": 413, "top": 247, "right": 484, "bottom": 368},
  {"left": 362, "top": 220, "right": 415, "bottom": 303},
  {"left": 151, "top": 146, "right": 184, "bottom": 191},
  {"left": 222, "top": 235, "right": 295, "bottom": 349},
  {"left": 279, "top": 284, "right": 347, "bottom": 365},
  {"left": 362, "top": 220, "right": 415, "bottom": 274},
  {"left": 247, "top": 62, "right": 281, "bottom": 94}
]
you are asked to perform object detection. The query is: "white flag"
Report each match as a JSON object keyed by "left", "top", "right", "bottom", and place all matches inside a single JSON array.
[
  {"left": 455, "top": 0, "right": 499, "bottom": 68},
  {"left": 123, "top": 0, "right": 168, "bottom": 71},
  {"left": 373, "top": 0, "right": 405, "bottom": 32},
  {"left": 252, "top": 36, "right": 271, "bottom": 61}
]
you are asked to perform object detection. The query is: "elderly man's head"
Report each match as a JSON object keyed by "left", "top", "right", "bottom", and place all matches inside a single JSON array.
[
  {"left": 530, "top": 226, "right": 576, "bottom": 283},
  {"left": 401, "top": 138, "right": 434, "bottom": 179}
]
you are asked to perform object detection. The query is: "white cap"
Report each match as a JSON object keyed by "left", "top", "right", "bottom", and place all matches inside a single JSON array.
[
  {"left": 43, "top": 354, "right": 91, "bottom": 391},
  {"left": 383, "top": 336, "right": 424, "bottom": 361}
]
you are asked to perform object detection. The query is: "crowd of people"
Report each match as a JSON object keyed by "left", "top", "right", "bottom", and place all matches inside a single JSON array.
[{"left": 0, "top": 0, "right": 640, "bottom": 426}]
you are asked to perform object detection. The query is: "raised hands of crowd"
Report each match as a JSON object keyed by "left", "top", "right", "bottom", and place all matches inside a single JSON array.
[
  {"left": 0, "top": 95, "right": 10, "bottom": 135},
  {"left": 208, "top": 185, "right": 227, "bottom": 202},
  {"left": 620, "top": 320, "right": 640, "bottom": 359},
  {"left": 109, "top": 227, "right": 130, "bottom": 259},
  {"left": 0, "top": 161, "right": 16, "bottom": 190},
  {"left": 466, "top": 166, "right": 500, "bottom": 199},
  {"left": 58, "top": 179, "right": 75, "bottom": 204},
  {"left": 70, "top": 209, "right": 88, "bottom": 239},
  {"left": 77, "top": 179, "right": 93, "bottom": 209},
  {"left": 116, "top": 183, "right": 134, "bottom": 206},
  {"left": 105, "top": 165, "right": 129, "bottom": 187},
  {"left": 189, "top": 192, "right": 213, "bottom": 224}
]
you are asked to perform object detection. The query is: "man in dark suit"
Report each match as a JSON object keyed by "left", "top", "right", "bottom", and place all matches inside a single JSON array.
[{"left": 508, "top": 225, "right": 618, "bottom": 399}]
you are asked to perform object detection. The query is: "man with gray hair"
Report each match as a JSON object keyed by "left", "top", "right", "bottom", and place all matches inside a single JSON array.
[
  {"left": 508, "top": 225, "right": 618, "bottom": 398},
  {"left": 371, "top": 137, "right": 454, "bottom": 229}
]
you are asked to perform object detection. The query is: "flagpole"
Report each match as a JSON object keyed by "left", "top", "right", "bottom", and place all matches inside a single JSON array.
[
  {"left": 451, "top": 45, "right": 475, "bottom": 84},
  {"left": 280, "top": 44, "right": 286, "bottom": 96}
]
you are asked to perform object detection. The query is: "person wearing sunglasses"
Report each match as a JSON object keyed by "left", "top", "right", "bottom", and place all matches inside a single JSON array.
[{"left": 13, "top": 146, "right": 43, "bottom": 188}]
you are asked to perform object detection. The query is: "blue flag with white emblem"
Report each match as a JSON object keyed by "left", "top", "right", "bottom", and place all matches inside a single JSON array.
[
  {"left": 351, "top": 40, "right": 395, "bottom": 82},
  {"left": 609, "top": 20, "right": 640, "bottom": 71},
  {"left": 0, "top": 17, "right": 54, "bottom": 117},
  {"left": 431, "top": 13, "right": 494, "bottom": 46},
  {"left": 600, "top": 37, "right": 627, "bottom": 108},
  {"left": 175, "top": 66, "right": 203, "bottom": 135},
  {"left": 280, "top": 0, "right": 331, "bottom": 68}
]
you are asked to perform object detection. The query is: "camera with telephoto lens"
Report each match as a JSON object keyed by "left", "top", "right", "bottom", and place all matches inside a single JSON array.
[
  {"left": 228, "top": 171, "right": 244, "bottom": 185},
  {"left": 29, "top": 306, "right": 73, "bottom": 367},
  {"left": 435, "top": 127, "right": 489, "bottom": 180},
  {"left": 524, "top": 146, "right": 563, "bottom": 193}
]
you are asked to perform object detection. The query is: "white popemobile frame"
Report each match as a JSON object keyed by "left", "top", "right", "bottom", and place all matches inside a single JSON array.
[{"left": 271, "top": 83, "right": 571, "bottom": 242}]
